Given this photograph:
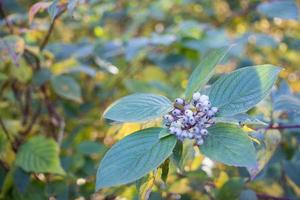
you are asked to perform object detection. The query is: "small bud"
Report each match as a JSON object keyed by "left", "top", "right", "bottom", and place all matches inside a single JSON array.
[
  {"left": 193, "top": 92, "right": 201, "bottom": 100},
  {"left": 175, "top": 98, "right": 184, "bottom": 105}
]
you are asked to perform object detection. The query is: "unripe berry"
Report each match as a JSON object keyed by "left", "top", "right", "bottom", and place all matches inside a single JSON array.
[
  {"left": 211, "top": 107, "right": 218, "bottom": 113},
  {"left": 202, "top": 100, "right": 209, "bottom": 107},
  {"left": 196, "top": 138, "right": 204, "bottom": 145},
  {"left": 175, "top": 98, "right": 184, "bottom": 105},
  {"left": 187, "top": 132, "right": 194, "bottom": 139},
  {"left": 164, "top": 114, "right": 174, "bottom": 122},
  {"left": 172, "top": 109, "right": 181, "bottom": 116},
  {"left": 189, "top": 117, "right": 196, "bottom": 125},
  {"left": 182, "top": 130, "right": 188, "bottom": 138},
  {"left": 191, "top": 126, "right": 200, "bottom": 134},
  {"left": 169, "top": 127, "right": 176, "bottom": 134},
  {"left": 196, "top": 103, "right": 203, "bottom": 111},
  {"left": 202, "top": 107, "right": 209, "bottom": 113},
  {"left": 200, "top": 95, "right": 209, "bottom": 102},
  {"left": 193, "top": 92, "right": 201, "bottom": 101},
  {"left": 174, "top": 128, "right": 182, "bottom": 136},
  {"left": 201, "top": 129, "right": 208, "bottom": 135},
  {"left": 184, "top": 109, "right": 193, "bottom": 117},
  {"left": 207, "top": 110, "right": 215, "bottom": 117}
]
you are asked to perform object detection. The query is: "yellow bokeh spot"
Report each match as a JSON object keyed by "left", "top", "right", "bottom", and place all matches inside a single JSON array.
[
  {"left": 116, "top": 123, "right": 141, "bottom": 139},
  {"left": 94, "top": 26, "right": 105, "bottom": 38},
  {"left": 242, "top": 125, "right": 254, "bottom": 132},
  {"left": 214, "top": 171, "right": 229, "bottom": 188}
]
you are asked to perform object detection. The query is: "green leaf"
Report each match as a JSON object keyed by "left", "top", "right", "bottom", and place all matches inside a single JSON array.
[
  {"left": 96, "top": 128, "right": 177, "bottom": 190},
  {"left": 103, "top": 93, "right": 172, "bottom": 122},
  {"left": 257, "top": 0, "right": 298, "bottom": 20},
  {"left": 201, "top": 123, "right": 257, "bottom": 167},
  {"left": 217, "top": 178, "right": 244, "bottom": 200},
  {"left": 209, "top": 65, "right": 281, "bottom": 116},
  {"left": 274, "top": 95, "right": 300, "bottom": 113},
  {"left": 158, "top": 128, "right": 171, "bottom": 139},
  {"left": 51, "top": 75, "right": 82, "bottom": 103},
  {"left": 16, "top": 136, "right": 65, "bottom": 175},
  {"left": 32, "top": 68, "right": 52, "bottom": 87},
  {"left": 172, "top": 140, "right": 195, "bottom": 172},
  {"left": 185, "top": 46, "right": 230, "bottom": 100},
  {"left": 215, "top": 114, "right": 267, "bottom": 127}
]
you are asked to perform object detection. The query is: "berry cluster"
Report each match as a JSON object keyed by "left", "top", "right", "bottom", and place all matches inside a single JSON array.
[{"left": 163, "top": 92, "right": 218, "bottom": 146}]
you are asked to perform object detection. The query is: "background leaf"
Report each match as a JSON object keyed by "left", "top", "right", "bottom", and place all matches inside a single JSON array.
[
  {"left": 185, "top": 46, "right": 230, "bottom": 100},
  {"left": 257, "top": 0, "right": 298, "bottom": 20},
  {"left": 16, "top": 136, "right": 65, "bottom": 175},
  {"left": 96, "top": 128, "right": 176, "bottom": 190},
  {"left": 103, "top": 93, "right": 172, "bottom": 122},
  {"left": 209, "top": 65, "right": 281, "bottom": 116},
  {"left": 274, "top": 95, "right": 300, "bottom": 113},
  {"left": 201, "top": 123, "right": 257, "bottom": 167},
  {"left": 247, "top": 130, "right": 281, "bottom": 180},
  {"left": 51, "top": 75, "right": 82, "bottom": 103}
]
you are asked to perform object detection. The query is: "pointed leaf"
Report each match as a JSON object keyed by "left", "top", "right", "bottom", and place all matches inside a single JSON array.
[
  {"left": 103, "top": 93, "right": 172, "bottom": 122},
  {"left": 209, "top": 65, "right": 281, "bottom": 116},
  {"left": 185, "top": 46, "right": 230, "bottom": 100},
  {"left": 96, "top": 128, "right": 176, "bottom": 190},
  {"left": 16, "top": 136, "right": 65, "bottom": 175},
  {"left": 51, "top": 75, "right": 82, "bottom": 103},
  {"left": 201, "top": 123, "right": 257, "bottom": 167}
]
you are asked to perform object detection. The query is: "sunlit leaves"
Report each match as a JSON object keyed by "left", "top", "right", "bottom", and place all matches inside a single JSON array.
[
  {"left": 209, "top": 65, "right": 281, "bottom": 116},
  {"left": 16, "top": 136, "right": 65, "bottom": 175},
  {"left": 201, "top": 123, "right": 257, "bottom": 167},
  {"left": 96, "top": 128, "right": 176, "bottom": 190},
  {"left": 103, "top": 93, "right": 172, "bottom": 122},
  {"left": 185, "top": 46, "right": 230, "bottom": 100},
  {"left": 51, "top": 75, "right": 82, "bottom": 103}
]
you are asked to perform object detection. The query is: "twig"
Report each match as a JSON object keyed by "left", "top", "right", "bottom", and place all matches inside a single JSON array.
[
  {"left": 257, "top": 193, "right": 294, "bottom": 200},
  {"left": 266, "top": 124, "right": 300, "bottom": 130},
  {"left": 0, "top": 116, "right": 11, "bottom": 141},
  {"left": 39, "top": 7, "right": 66, "bottom": 51},
  {"left": 21, "top": 103, "right": 42, "bottom": 136}
]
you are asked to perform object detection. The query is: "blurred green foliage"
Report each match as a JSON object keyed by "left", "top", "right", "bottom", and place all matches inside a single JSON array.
[{"left": 0, "top": 0, "right": 300, "bottom": 199}]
